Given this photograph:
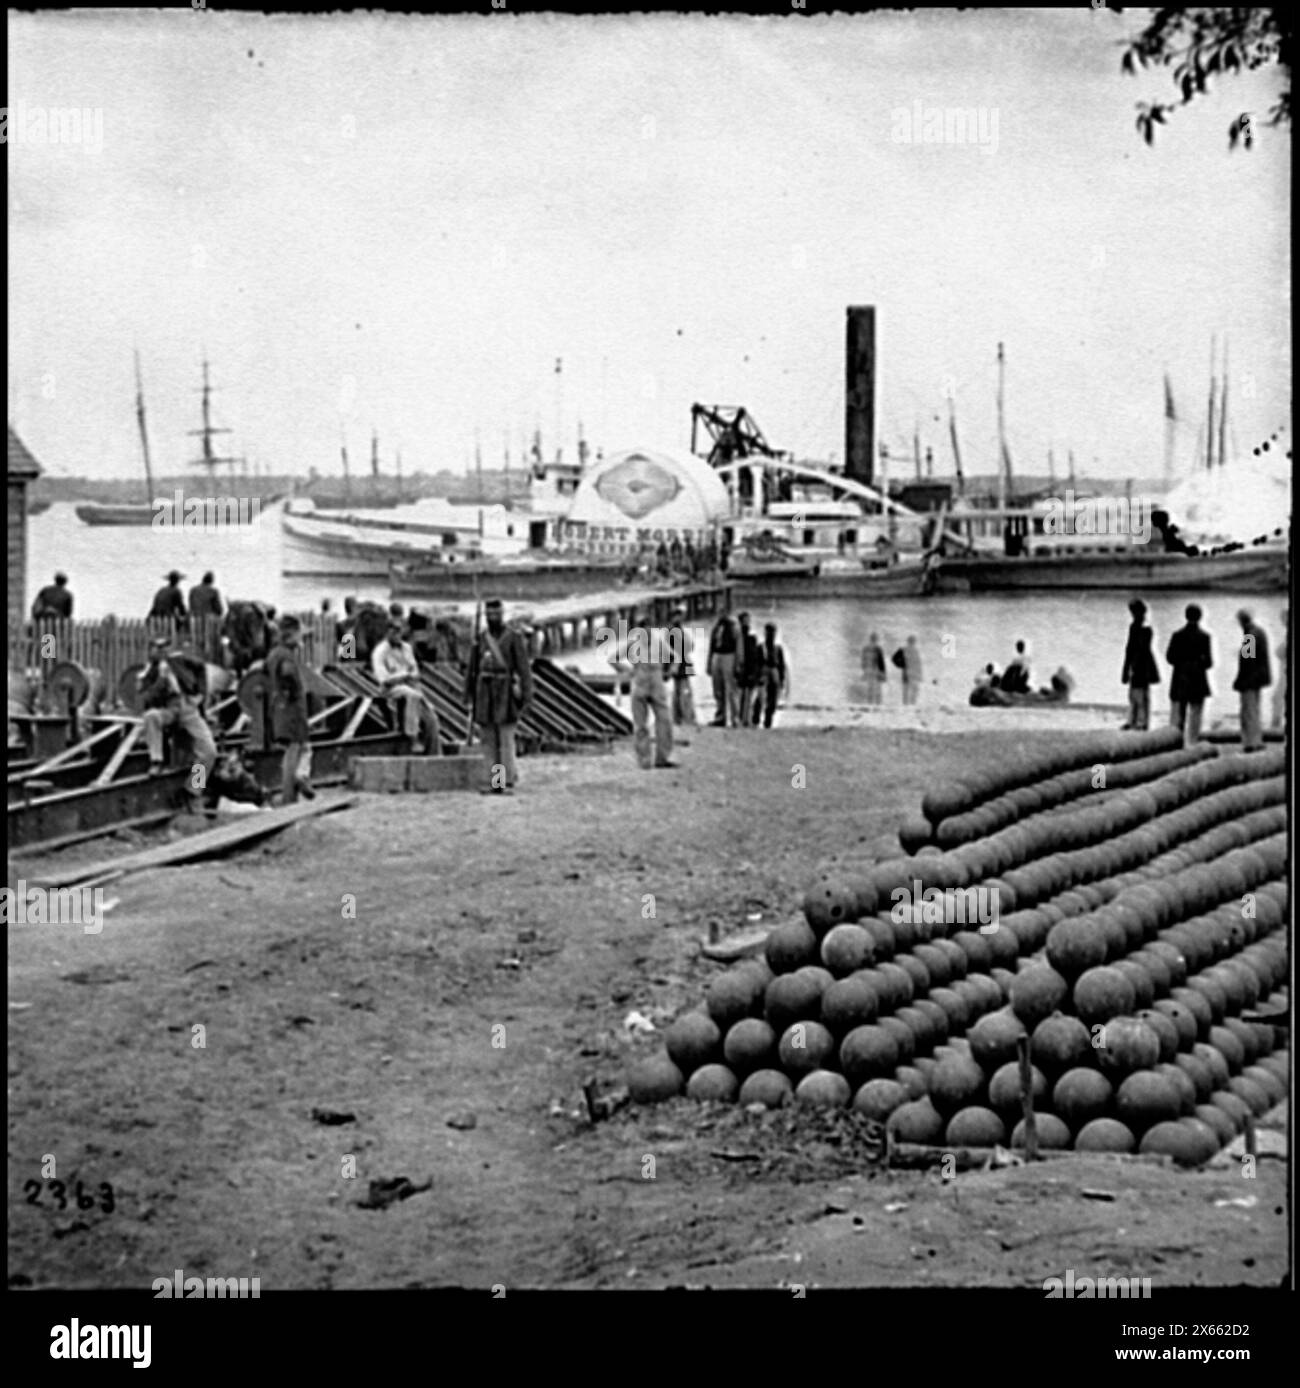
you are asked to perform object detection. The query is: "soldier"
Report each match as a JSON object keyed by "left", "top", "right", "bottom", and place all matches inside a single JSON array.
[
  {"left": 465, "top": 597, "right": 534, "bottom": 795},
  {"left": 149, "top": 570, "right": 190, "bottom": 627},
  {"left": 263, "top": 614, "right": 315, "bottom": 803},
  {"left": 735, "top": 612, "right": 763, "bottom": 726},
  {"left": 138, "top": 636, "right": 217, "bottom": 810},
  {"left": 188, "top": 571, "right": 224, "bottom": 621},
  {"left": 371, "top": 618, "right": 442, "bottom": 754},
  {"left": 32, "top": 571, "right": 73, "bottom": 620}
]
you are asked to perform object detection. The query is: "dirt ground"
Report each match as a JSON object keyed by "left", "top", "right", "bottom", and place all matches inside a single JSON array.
[{"left": 7, "top": 725, "right": 1289, "bottom": 1290}]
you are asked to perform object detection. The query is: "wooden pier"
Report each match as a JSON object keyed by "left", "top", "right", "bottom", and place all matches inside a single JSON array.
[{"left": 511, "top": 581, "right": 730, "bottom": 655}]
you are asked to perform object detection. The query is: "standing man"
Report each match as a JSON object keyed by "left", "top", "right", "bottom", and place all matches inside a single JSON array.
[
  {"left": 1272, "top": 607, "right": 1288, "bottom": 732},
  {"left": 755, "top": 622, "right": 789, "bottom": 728},
  {"left": 665, "top": 604, "right": 697, "bottom": 732},
  {"left": 188, "top": 571, "right": 224, "bottom": 621},
  {"left": 371, "top": 618, "right": 442, "bottom": 754},
  {"left": 1232, "top": 608, "right": 1272, "bottom": 752},
  {"left": 32, "top": 571, "right": 73, "bottom": 620},
  {"left": 263, "top": 614, "right": 315, "bottom": 803},
  {"left": 617, "top": 610, "right": 676, "bottom": 770},
  {"left": 706, "top": 609, "right": 742, "bottom": 727},
  {"left": 735, "top": 612, "right": 763, "bottom": 726},
  {"left": 1165, "top": 603, "right": 1212, "bottom": 746},
  {"left": 466, "top": 597, "right": 534, "bottom": 794},
  {"left": 899, "top": 634, "right": 923, "bottom": 705},
  {"left": 137, "top": 636, "right": 217, "bottom": 810},
  {"left": 860, "top": 632, "right": 887, "bottom": 704},
  {"left": 1120, "top": 599, "right": 1159, "bottom": 731},
  {"left": 149, "top": 570, "right": 189, "bottom": 629}
]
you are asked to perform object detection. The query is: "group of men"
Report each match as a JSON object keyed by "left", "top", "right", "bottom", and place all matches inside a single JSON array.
[
  {"left": 1122, "top": 600, "right": 1283, "bottom": 750},
  {"left": 145, "top": 570, "right": 225, "bottom": 624},
  {"left": 859, "top": 632, "right": 923, "bottom": 704},
  {"left": 704, "top": 610, "right": 789, "bottom": 728}
]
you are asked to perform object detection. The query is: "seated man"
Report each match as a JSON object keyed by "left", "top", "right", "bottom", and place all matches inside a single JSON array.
[
  {"left": 371, "top": 619, "right": 442, "bottom": 754},
  {"left": 137, "top": 636, "right": 218, "bottom": 808}
]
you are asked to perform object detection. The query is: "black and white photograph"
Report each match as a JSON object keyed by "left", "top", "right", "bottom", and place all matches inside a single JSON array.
[{"left": 6, "top": 1, "right": 1292, "bottom": 1355}]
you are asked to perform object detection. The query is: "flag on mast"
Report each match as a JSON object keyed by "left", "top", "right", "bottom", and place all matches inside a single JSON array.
[{"left": 1164, "top": 373, "right": 1177, "bottom": 420}]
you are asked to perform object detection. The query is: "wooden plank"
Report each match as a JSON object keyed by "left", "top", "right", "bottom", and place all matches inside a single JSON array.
[
  {"left": 31, "top": 796, "right": 358, "bottom": 888},
  {"left": 7, "top": 809, "right": 175, "bottom": 857},
  {"left": 341, "top": 696, "right": 375, "bottom": 741},
  {"left": 308, "top": 697, "right": 355, "bottom": 728},
  {"left": 94, "top": 723, "right": 144, "bottom": 785}
]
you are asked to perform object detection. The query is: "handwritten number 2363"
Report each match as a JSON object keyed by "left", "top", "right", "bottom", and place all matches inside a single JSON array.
[{"left": 24, "top": 1179, "right": 115, "bottom": 1213}]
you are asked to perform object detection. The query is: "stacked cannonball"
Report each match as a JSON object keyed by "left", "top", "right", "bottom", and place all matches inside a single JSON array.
[{"left": 628, "top": 732, "right": 1289, "bottom": 1168}]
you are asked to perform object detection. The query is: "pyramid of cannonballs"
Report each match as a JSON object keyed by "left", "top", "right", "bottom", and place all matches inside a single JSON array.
[{"left": 628, "top": 728, "right": 1289, "bottom": 1166}]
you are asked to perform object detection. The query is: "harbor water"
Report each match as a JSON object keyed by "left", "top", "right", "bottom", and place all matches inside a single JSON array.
[{"left": 26, "top": 502, "right": 1284, "bottom": 713}]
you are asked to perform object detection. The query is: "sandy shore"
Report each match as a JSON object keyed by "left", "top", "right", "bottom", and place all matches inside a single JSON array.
[{"left": 7, "top": 724, "right": 1286, "bottom": 1290}]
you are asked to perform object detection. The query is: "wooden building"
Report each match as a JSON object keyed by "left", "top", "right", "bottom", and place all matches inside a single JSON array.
[{"left": 8, "top": 427, "right": 42, "bottom": 628}]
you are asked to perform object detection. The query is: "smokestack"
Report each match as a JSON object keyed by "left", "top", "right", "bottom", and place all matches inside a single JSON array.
[{"left": 845, "top": 306, "right": 876, "bottom": 486}]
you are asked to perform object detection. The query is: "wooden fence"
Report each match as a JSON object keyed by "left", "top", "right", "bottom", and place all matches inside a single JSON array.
[{"left": 8, "top": 612, "right": 341, "bottom": 708}]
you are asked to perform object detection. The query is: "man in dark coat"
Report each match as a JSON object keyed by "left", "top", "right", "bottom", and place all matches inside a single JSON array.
[
  {"left": 706, "top": 610, "right": 742, "bottom": 727},
  {"left": 1165, "top": 603, "right": 1212, "bottom": 746},
  {"left": 32, "top": 571, "right": 73, "bottom": 620},
  {"left": 188, "top": 571, "right": 224, "bottom": 621},
  {"left": 754, "top": 621, "right": 789, "bottom": 728},
  {"left": 1120, "top": 598, "right": 1159, "bottom": 731},
  {"left": 735, "top": 612, "right": 764, "bottom": 726},
  {"left": 1232, "top": 607, "right": 1272, "bottom": 752},
  {"left": 263, "top": 614, "right": 315, "bottom": 803},
  {"left": 149, "top": 570, "right": 189, "bottom": 627},
  {"left": 465, "top": 597, "right": 534, "bottom": 794}
]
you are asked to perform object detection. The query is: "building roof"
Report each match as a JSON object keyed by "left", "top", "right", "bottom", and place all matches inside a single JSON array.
[{"left": 7, "top": 426, "right": 42, "bottom": 481}]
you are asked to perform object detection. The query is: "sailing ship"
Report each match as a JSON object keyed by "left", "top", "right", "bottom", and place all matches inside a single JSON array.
[{"left": 76, "top": 357, "right": 265, "bottom": 526}]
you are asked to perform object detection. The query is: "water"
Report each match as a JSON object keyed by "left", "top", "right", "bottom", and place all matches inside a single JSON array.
[{"left": 26, "top": 503, "right": 1283, "bottom": 711}]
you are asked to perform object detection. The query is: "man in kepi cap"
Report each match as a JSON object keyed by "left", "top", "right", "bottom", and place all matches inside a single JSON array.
[
  {"left": 466, "top": 597, "right": 534, "bottom": 794},
  {"left": 137, "top": 635, "right": 217, "bottom": 810},
  {"left": 148, "top": 569, "right": 190, "bottom": 626},
  {"left": 263, "top": 614, "right": 316, "bottom": 803}
]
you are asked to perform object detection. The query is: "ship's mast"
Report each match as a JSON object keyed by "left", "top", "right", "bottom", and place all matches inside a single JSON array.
[
  {"left": 1205, "top": 336, "right": 1218, "bottom": 471},
  {"left": 1217, "top": 337, "right": 1229, "bottom": 469},
  {"left": 188, "top": 357, "right": 244, "bottom": 476},
  {"left": 996, "top": 341, "right": 1012, "bottom": 507},
  {"left": 339, "top": 422, "right": 352, "bottom": 504},
  {"left": 134, "top": 350, "right": 155, "bottom": 503},
  {"left": 947, "top": 394, "right": 965, "bottom": 496}
]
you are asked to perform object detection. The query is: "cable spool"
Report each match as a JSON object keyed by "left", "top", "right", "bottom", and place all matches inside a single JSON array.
[{"left": 47, "top": 660, "right": 104, "bottom": 714}]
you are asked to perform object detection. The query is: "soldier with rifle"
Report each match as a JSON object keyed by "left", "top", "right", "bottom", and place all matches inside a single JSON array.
[{"left": 465, "top": 596, "right": 534, "bottom": 795}]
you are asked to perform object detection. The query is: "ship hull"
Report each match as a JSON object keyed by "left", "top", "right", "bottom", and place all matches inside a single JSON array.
[
  {"left": 388, "top": 558, "right": 629, "bottom": 601},
  {"left": 76, "top": 499, "right": 265, "bottom": 527},
  {"left": 930, "top": 547, "right": 1288, "bottom": 593}
]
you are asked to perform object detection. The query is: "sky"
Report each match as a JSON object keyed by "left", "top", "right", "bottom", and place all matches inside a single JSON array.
[{"left": 7, "top": 8, "right": 1292, "bottom": 487}]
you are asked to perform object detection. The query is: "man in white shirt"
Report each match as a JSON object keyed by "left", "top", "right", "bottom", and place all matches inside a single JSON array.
[
  {"left": 612, "top": 611, "right": 676, "bottom": 770},
  {"left": 371, "top": 620, "right": 441, "bottom": 754}
]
